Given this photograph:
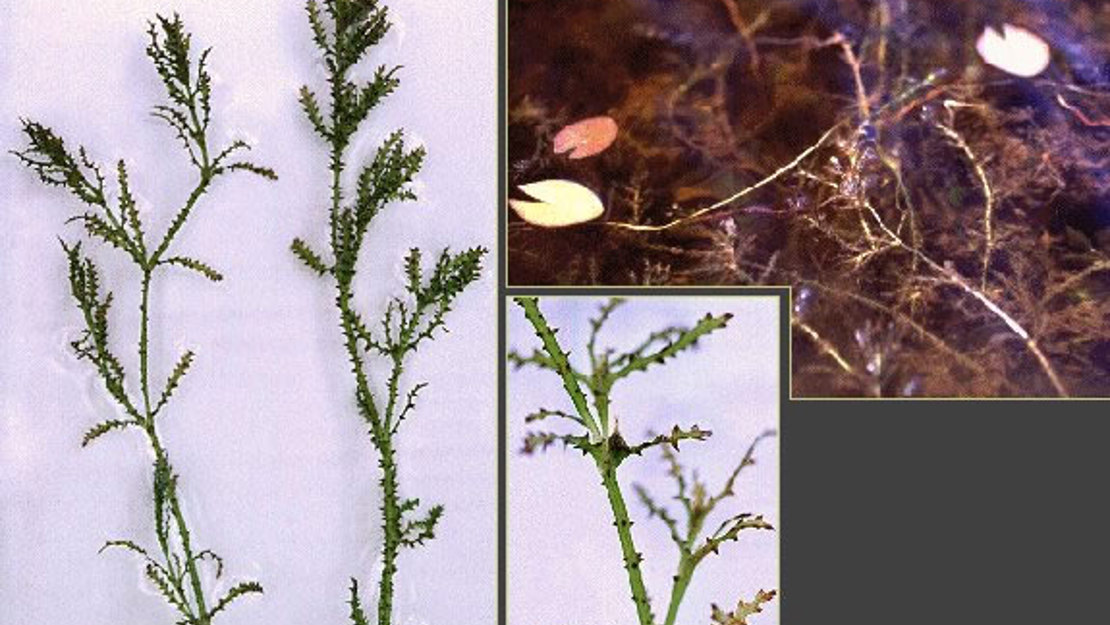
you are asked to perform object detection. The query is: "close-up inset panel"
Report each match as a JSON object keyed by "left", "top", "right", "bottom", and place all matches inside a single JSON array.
[
  {"left": 506, "top": 0, "right": 1110, "bottom": 397},
  {"left": 506, "top": 295, "right": 780, "bottom": 625}
]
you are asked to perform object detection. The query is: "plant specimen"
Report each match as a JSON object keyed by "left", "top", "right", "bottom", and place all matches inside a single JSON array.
[
  {"left": 290, "top": 1, "right": 486, "bottom": 624},
  {"left": 509, "top": 297, "right": 776, "bottom": 625},
  {"left": 13, "top": 14, "right": 276, "bottom": 625}
]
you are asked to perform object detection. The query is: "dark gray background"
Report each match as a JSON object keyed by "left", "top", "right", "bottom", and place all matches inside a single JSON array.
[{"left": 782, "top": 397, "right": 1107, "bottom": 623}]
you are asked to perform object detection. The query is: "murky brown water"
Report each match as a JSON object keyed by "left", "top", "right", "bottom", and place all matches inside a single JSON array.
[{"left": 508, "top": 0, "right": 1110, "bottom": 397}]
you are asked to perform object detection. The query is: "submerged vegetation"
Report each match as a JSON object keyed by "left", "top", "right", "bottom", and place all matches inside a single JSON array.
[
  {"left": 510, "top": 297, "right": 776, "bottom": 625},
  {"left": 292, "top": 1, "right": 486, "bottom": 624},
  {"left": 14, "top": 14, "right": 275, "bottom": 624},
  {"left": 508, "top": 0, "right": 1110, "bottom": 396}
]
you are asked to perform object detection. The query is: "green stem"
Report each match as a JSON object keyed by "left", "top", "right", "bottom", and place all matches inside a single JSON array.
[
  {"left": 598, "top": 455, "right": 654, "bottom": 625},
  {"left": 139, "top": 270, "right": 154, "bottom": 417},
  {"left": 514, "top": 297, "right": 601, "bottom": 440},
  {"left": 139, "top": 267, "right": 210, "bottom": 624},
  {"left": 377, "top": 434, "right": 401, "bottom": 625},
  {"left": 592, "top": 381, "right": 611, "bottom": 437},
  {"left": 662, "top": 558, "right": 694, "bottom": 625},
  {"left": 333, "top": 198, "right": 398, "bottom": 625},
  {"left": 150, "top": 173, "right": 211, "bottom": 265}
]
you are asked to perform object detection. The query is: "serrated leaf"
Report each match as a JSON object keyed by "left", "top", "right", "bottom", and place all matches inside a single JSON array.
[
  {"left": 400, "top": 503, "right": 443, "bottom": 548},
  {"left": 710, "top": 589, "right": 777, "bottom": 625},
  {"left": 116, "top": 160, "right": 147, "bottom": 252},
  {"left": 74, "top": 213, "right": 132, "bottom": 254},
  {"left": 611, "top": 312, "right": 733, "bottom": 380},
  {"left": 13, "top": 119, "right": 106, "bottom": 206},
  {"left": 299, "top": 86, "right": 331, "bottom": 139},
  {"left": 625, "top": 424, "right": 712, "bottom": 458},
  {"left": 153, "top": 350, "right": 195, "bottom": 416},
  {"left": 163, "top": 256, "right": 223, "bottom": 281},
  {"left": 521, "top": 430, "right": 593, "bottom": 455},
  {"left": 403, "top": 248, "right": 422, "bottom": 295},
  {"left": 224, "top": 161, "right": 278, "bottom": 180},
  {"left": 208, "top": 580, "right": 263, "bottom": 618},
  {"left": 81, "top": 419, "right": 135, "bottom": 447},
  {"left": 145, "top": 563, "right": 193, "bottom": 619},
  {"left": 509, "top": 179, "right": 605, "bottom": 227},
  {"left": 191, "top": 549, "right": 224, "bottom": 578},
  {"left": 524, "top": 407, "right": 583, "bottom": 426},
  {"left": 306, "top": 0, "right": 330, "bottom": 51},
  {"left": 291, "top": 238, "right": 330, "bottom": 276},
  {"left": 99, "top": 539, "right": 151, "bottom": 559},
  {"left": 347, "top": 578, "right": 370, "bottom": 625}
]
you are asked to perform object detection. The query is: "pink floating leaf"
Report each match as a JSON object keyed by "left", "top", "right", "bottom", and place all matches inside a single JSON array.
[{"left": 552, "top": 116, "right": 618, "bottom": 159}]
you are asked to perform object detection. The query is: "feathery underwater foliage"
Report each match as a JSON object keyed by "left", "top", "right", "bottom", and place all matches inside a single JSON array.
[
  {"left": 291, "top": 2, "right": 486, "bottom": 624},
  {"left": 13, "top": 13, "right": 275, "bottom": 625},
  {"left": 509, "top": 297, "right": 776, "bottom": 625}
]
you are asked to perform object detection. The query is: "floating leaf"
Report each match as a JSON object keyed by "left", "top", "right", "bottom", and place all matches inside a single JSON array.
[
  {"left": 509, "top": 179, "right": 604, "bottom": 227},
  {"left": 975, "top": 23, "right": 1050, "bottom": 78},
  {"left": 553, "top": 115, "right": 618, "bottom": 159}
]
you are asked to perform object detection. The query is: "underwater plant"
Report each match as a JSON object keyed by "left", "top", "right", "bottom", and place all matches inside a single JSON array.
[
  {"left": 13, "top": 14, "right": 276, "bottom": 625},
  {"left": 509, "top": 297, "right": 776, "bottom": 625},
  {"left": 290, "top": 1, "right": 486, "bottom": 624},
  {"left": 507, "top": 0, "right": 1110, "bottom": 396}
]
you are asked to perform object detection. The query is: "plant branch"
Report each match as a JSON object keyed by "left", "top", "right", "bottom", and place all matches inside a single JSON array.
[
  {"left": 293, "top": 3, "right": 486, "bottom": 624},
  {"left": 16, "top": 13, "right": 272, "bottom": 625}
]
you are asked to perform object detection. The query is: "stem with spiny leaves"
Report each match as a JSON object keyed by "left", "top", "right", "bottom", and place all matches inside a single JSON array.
[
  {"left": 14, "top": 13, "right": 273, "bottom": 625},
  {"left": 597, "top": 449, "right": 655, "bottom": 625},
  {"left": 292, "top": 3, "right": 486, "bottom": 624},
  {"left": 511, "top": 297, "right": 774, "bottom": 625}
]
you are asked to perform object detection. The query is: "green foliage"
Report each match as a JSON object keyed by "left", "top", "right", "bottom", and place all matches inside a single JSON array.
[
  {"left": 634, "top": 432, "right": 776, "bottom": 625},
  {"left": 14, "top": 13, "right": 273, "bottom": 625},
  {"left": 209, "top": 581, "right": 265, "bottom": 619},
  {"left": 347, "top": 578, "right": 371, "bottom": 625},
  {"left": 292, "top": 2, "right": 487, "bottom": 624},
  {"left": 511, "top": 297, "right": 730, "bottom": 454},
  {"left": 292, "top": 237, "right": 331, "bottom": 275},
  {"left": 509, "top": 298, "right": 776, "bottom": 625},
  {"left": 163, "top": 257, "right": 225, "bottom": 282},
  {"left": 399, "top": 500, "right": 444, "bottom": 548},
  {"left": 153, "top": 350, "right": 196, "bottom": 417},
  {"left": 81, "top": 419, "right": 138, "bottom": 447}
]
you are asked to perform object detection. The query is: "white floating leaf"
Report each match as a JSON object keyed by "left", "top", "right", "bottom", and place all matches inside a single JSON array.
[
  {"left": 509, "top": 179, "right": 605, "bottom": 227},
  {"left": 976, "top": 23, "right": 1051, "bottom": 78}
]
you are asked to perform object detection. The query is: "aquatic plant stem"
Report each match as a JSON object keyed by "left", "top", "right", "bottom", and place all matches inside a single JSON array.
[
  {"left": 140, "top": 262, "right": 212, "bottom": 624},
  {"left": 597, "top": 453, "right": 654, "bottom": 625},
  {"left": 294, "top": 7, "right": 486, "bottom": 622},
  {"left": 605, "top": 123, "right": 843, "bottom": 233},
  {"left": 335, "top": 261, "right": 403, "bottom": 625},
  {"left": 515, "top": 297, "right": 601, "bottom": 440},
  {"left": 860, "top": 198, "right": 1069, "bottom": 396},
  {"left": 16, "top": 15, "right": 273, "bottom": 622},
  {"left": 935, "top": 120, "right": 994, "bottom": 291},
  {"left": 377, "top": 435, "right": 401, "bottom": 625},
  {"left": 513, "top": 298, "right": 752, "bottom": 624},
  {"left": 663, "top": 558, "right": 695, "bottom": 625}
]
